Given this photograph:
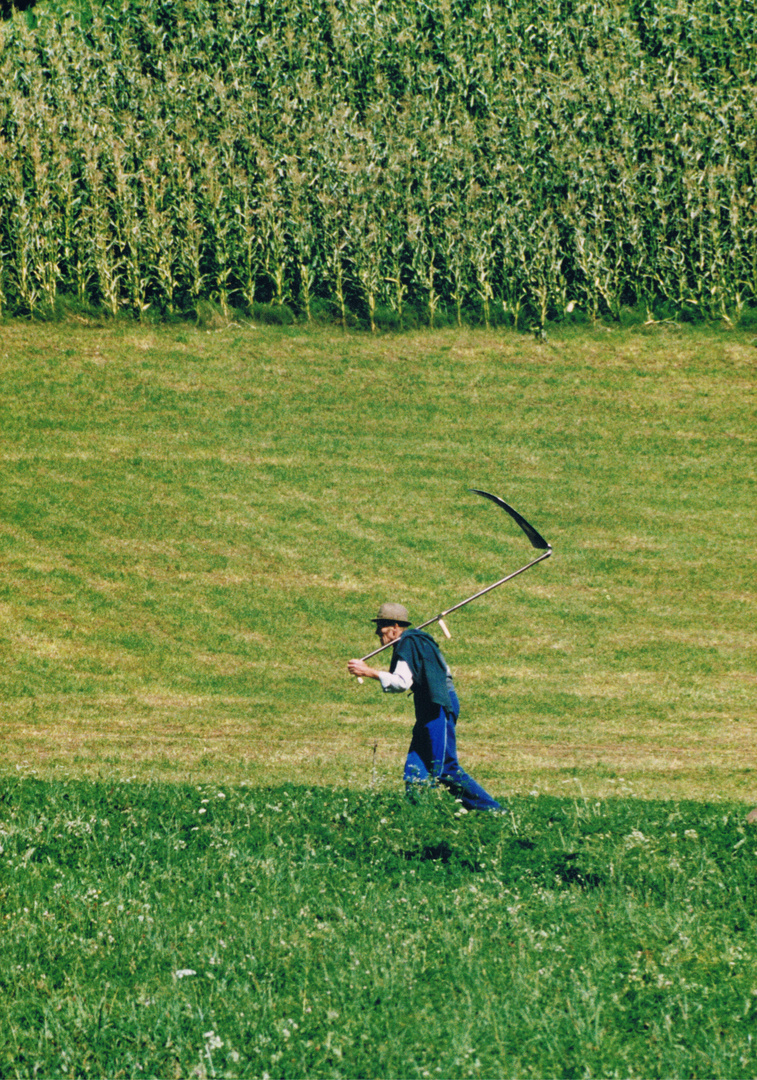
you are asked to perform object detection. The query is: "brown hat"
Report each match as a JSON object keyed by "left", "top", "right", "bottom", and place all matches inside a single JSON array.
[{"left": 371, "top": 602, "right": 411, "bottom": 625}]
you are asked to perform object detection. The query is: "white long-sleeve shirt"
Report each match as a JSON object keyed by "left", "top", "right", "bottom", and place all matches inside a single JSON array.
[
  {"left": 378, "top": 658, "right": 455, "bottom": 695},
  {"left": 378, "top": 659, "right": 414, "bottom": 693}
]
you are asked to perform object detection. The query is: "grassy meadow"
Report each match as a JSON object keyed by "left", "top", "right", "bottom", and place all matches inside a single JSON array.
[
  {"left": 1, "top": 779, "right": 756, "bottom": 1079},
  {"left": 0, "top": 316, "right": 756, "bottom": 1077},
  {"left": 1, "top": 318, "right": 755, "bottom": 799}
]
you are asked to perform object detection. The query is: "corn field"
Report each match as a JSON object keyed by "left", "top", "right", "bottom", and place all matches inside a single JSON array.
[{"left": 0, "top": 0, "right": 755, "bottom": 326}]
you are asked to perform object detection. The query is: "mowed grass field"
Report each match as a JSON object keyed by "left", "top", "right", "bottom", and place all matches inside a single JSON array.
[
  {"left": 1, "top": 318, "right": 755, "bottom": 799},
  {"left": 1, "top": 317, "right": 757, "bottom": 1078}
]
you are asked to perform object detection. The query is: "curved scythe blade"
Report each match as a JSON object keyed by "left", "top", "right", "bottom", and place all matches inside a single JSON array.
[{"left": 470, "top": 489, "right": 551, "bottom": 550}]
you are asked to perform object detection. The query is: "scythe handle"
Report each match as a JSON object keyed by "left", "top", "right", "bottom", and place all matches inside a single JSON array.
[{"left": 357, "top": 546, "right": 552, "bottom": 664}]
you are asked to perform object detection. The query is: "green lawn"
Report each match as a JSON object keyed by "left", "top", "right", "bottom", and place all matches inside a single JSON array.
[
  {"left": 0, "top": 318, "right": 755, "bottom": 801},
  {"left": 1, "top": 317, "right": 756, "bottom": 1078},
  {"left": 1, "top": 779, "right": 756, "bottom": 1079}
]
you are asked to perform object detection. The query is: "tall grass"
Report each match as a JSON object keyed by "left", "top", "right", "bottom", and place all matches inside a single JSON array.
[
  {"left": 0, "top": 0, "right": 755, "bottom": 327},
  {"left": 1, "top": 778, "right": 756, "bottom": 1078}
]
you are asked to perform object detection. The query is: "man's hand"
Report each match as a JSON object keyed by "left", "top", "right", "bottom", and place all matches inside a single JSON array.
[{"left": 347, "top": 659, "right": 380, "bottom": 680}]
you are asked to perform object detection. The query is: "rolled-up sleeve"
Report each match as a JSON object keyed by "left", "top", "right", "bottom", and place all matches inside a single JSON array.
[{"left": 378, "top": 659, "right": 413, "bottom": 693}]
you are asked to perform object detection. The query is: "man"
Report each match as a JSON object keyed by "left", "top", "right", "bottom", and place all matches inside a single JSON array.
[{"left": 347, "top": 602, "right": 503, "bottom": 812}]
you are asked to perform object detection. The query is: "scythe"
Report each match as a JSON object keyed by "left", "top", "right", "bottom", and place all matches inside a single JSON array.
[{"left": 354, "top": 489, "right": 552, "bottom": 677}]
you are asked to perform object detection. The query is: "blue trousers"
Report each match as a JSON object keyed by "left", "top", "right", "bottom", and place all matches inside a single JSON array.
[{"left": 403, "top": 692, "right": 501, "bottom": 812}]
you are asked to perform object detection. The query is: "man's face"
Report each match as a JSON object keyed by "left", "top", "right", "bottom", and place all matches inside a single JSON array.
[{"left": 375, "top": 621, "right": 404, "bottom": 646}]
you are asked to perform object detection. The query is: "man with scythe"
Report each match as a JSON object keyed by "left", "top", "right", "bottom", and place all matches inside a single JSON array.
[
  {"left": 347, "top": 491, "right": 551, "bottom": 811},
  {"left": 348, "top": 602, "right": 504, "bottom": 812}
]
